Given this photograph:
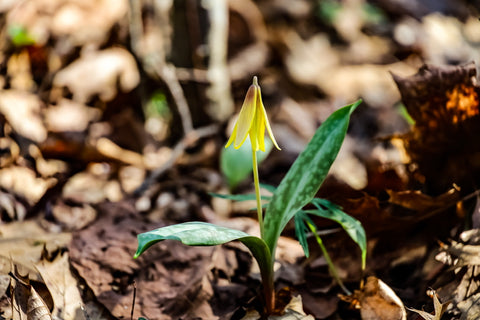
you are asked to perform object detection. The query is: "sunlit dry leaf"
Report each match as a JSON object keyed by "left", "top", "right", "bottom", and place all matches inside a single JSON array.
[
  {"left": 0, "top": 166, "right": 56, "bottom": 205},
  {"left": 52, "top": 202, "right": 97, "bottom": 231},
  {"left": 45, "top": 99, "right": 101, "bottom": 132},
  {"left": 280, "top": 30, "right": 414, "bottom": 107},
  {"left": 407, "top": 290, "right": 449, "bottom": 320},
  {"left": 27, "top": 286, "right": 52, "bottom": 320},
  {"left": 53, "top": 48, "right": 140, "bottom": 103},
  {"left": 7, "top": 0, "right": 127, "bottom": 47},
  {"left": 438, "top": 236, "right": 480, "bottom": 267},
  {"left": 342, "top": 276, "right": 406, "bottom": 320},
  {"left": 6, "top": 50, "right": 34, "bottom": 91},
  {"left": 0, "top": 90, "right": 47, "bottom": 143},
  {"left": 35, "top": 252, "right": 86, "bottom": 320},
  {"left": 10, "top": 267, "right": 52, "bottom": 320}
]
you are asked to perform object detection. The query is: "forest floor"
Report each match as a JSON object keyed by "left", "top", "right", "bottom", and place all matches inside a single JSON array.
[{"left": 1, "top": 0, "right": 480, "bottom": 319}]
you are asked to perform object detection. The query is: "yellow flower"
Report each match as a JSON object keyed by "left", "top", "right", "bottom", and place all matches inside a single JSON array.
[{"left": 226, "top": 76, "right": 280, "bottom": 152}]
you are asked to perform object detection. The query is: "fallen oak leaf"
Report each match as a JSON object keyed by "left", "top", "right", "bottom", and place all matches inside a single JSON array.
[{"left": 406, "top": 290, "right": 450, "bottom": 320}]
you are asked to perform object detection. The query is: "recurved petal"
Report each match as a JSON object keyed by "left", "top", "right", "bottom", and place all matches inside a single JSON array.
[
  {"left": 257, "top": 88, "right": 281, "bottom": 150},
  {"left": 233, "top": 84, "right": 257, "bottom": 148},
  {"left": 225, "top": 122, "right": 238, "bottom": 148}
]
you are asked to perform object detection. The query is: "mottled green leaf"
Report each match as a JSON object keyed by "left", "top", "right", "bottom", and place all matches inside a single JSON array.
[
  {"left": 294, "top": 211, "right": 313, "bottom": 258},
  {"left": 263, "top": 100, "right": 361, "bottom": 256},
  {"left": 134, "top": 222, "right": 272, "bottom": 285}
]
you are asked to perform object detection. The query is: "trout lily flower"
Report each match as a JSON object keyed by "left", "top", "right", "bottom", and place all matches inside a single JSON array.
[{"left": 226, "top": 76, "right": 280, "bottom": 152}]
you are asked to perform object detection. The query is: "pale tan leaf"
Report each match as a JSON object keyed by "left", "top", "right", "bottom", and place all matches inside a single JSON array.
[
  {"left": 27, "top": 287, "right": 52, "bottom": 320},
  {"left": 406, "top": 290, "right": 450, "bottom": 320},
  {"left": 35, "top": 253, "right": 86, "bottom": 320},
  {"left": 53, "top": 48, "right": 140, "bottom": 103},
  {"left": 341, "top": 276, "right": 406, "bottom": 320}
]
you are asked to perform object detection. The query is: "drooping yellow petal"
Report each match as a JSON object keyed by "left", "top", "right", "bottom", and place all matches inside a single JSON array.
[
  {"left": 233, "top": 84, "right": 257, "bottom": 149},
  {"left": 225, "top": 121, "right": 238, "bottom": 148},
  {"left": 250, "top": 99, "right": 266, "bottom": 152},
  {"left": 257, "top": 86, "right": 281, "bottom": 150},
  {"left": 225, "top": 76, "right": 280, "bottom": 151}
]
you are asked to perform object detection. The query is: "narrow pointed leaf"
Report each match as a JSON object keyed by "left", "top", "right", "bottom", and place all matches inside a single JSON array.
[
  {"left": 306, "top": 198, "right": 366, "bottom": 269},
  {"left": 294, "top": 211, "right": 312, "bottom": 258},
  {"left": 263, "top": 100, "right": 361, "bottom": 255}
]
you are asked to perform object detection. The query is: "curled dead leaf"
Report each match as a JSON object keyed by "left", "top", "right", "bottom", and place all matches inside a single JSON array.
[
  {"left": 341, "top": 276, "right": 406, "bottom": 320},
  {"left": 406, "top": 290, "right": 450, "bottom": 320},
  {"left": 9, "top": 266, "right": 53, "bottom": 320}
]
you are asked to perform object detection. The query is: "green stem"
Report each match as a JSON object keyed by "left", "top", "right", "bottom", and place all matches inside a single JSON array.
[
  {"left": 252, "top": 150, "right": 275, "bottom": 313},
  {"left": 241, "top": 236, "right": 275, "bottom": 314},
  {"left": 307, "top": 222, "right": 351, "bottom": 295},
  {"left": 252, "top": 150, "right": 264, "bottom": 239}
]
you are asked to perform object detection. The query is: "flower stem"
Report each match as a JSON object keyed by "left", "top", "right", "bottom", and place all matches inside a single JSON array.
[
  {"left": 252, "top": 149, "right": 264, "bottom": 239},
  {"left": 252, "top": 149, "right": 275, "bottom": 313}
]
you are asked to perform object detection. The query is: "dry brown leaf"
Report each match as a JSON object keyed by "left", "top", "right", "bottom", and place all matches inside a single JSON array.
[
  {"left": 434, "top": 229, "right": 480, "bottom": 319},
  {"left": 10, "top": 267, "right": 52, "bottom": 320},
  {"left": 53, "top": 48, "right": 140, "bottom": 103},
  {"left": 0, "top": 90, "right": 47, "bottom": 143},
  {"left": 393, "top": 62, "right": 480, "bottom": 194},
  {"left": 45, "top": 99, "right": 101, "bottom": 133},
  {"left": 69, "top": 201, "right": 220, "bottom": 319},
  {"left": 7, "top": 0, "right": 127, "bottom": 47},
  {"left": 387, "top": 188, "right": 459, "bottom": 213},
  {"left": 342, "top": 276, "right": 406, "bottom": 320},
  {"left": 437, "top": 230, "right": 480, "bottom": 267},
  {"left": 0, "top": 220, "right": 72, "bottom": 275},
  {"left": 406, "top": 290, "right": 450, "bottom": 320},
  {"left": 0, "top": 166, "right": 56, "bottom": 205},
  {"left": 240, "top": 295, "right": 314, "bottom": 320},
  {"left": 35, "top": 252, "right": 86, "bottom": 320}
]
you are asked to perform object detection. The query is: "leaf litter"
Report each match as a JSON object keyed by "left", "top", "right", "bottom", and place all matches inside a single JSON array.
[{"left": 1, "top": 0, "right": 480, "bottom": 319}]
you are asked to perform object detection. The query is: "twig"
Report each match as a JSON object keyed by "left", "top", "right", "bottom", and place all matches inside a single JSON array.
[
  {"left": 128, "top": 0, "right": 193, "bottom": 135},
  {"left": 203, "top": 0, "right": 234, "bottom": 121},
  {"left": 130, "top": 281, "right": 136, "bottom": 320},
  {"left": 134, "top": 124, "right": 219, "bottom": 195}
]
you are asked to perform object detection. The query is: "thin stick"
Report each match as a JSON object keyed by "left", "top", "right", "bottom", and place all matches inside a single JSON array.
[
  {"left": 134, "top": 124, "right": 219, "bottom": 195},
  {"left": 130, "top": 281, "right": 136, "bottom": 320}
]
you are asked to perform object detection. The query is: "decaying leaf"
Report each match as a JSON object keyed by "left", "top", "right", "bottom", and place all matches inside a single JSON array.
[
  {"left": 53, "top": 48, "right": 140, "bottom": 103},
  {"left": 393, "top": 62, "right": 480, "bottom": 194},
  {"left": 341, "top": 276, "right": 406, "bottom": 320},
  {"left": 240, "top": 295, "right": 314, "bottom": 320},
  {"left": 437, "top": 229, "right": 480, "bottom": 268},
  {"left": 9, "top": 266, "right": 53, "bottom": 320},
  {"left": 435, "top": 229, "right": 480, "bottom": 319},
  {"left": 0, "top": 90, "right": 47, "bottom": 143},
  {"left": 407, "top": 290, "right": 450, "bottom": 320},
  {"left": 386, "top": 188, "right": 459, "bottom": 216},
  {"left": 35, "top": 251, "right": 86, "bottom": 320}
]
